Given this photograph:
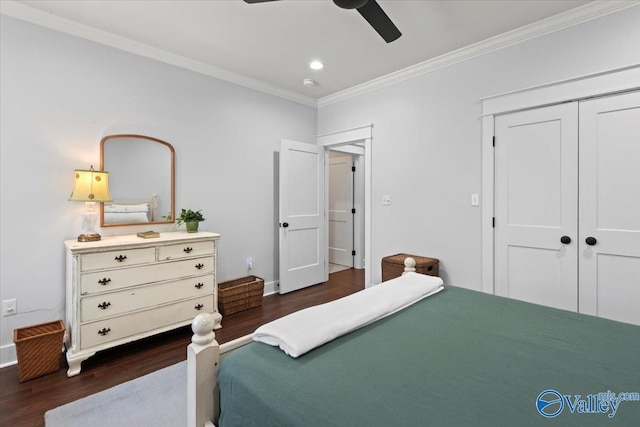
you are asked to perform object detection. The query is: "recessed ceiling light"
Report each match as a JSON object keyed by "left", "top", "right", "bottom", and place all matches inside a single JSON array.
[
  {"left": 303, "top": 78, "right": 316, "bottom": 86},
  {"left": 309, "top": 60, "right": 324, "bottom": 70}
]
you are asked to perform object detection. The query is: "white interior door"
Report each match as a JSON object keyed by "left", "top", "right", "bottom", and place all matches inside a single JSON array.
[
  {"left": 328, "top": 153, "right": 354, "bottom": 267},
  {"left": 578, "top": 91, "right": 640, "bottom": 325},
  {"left": 494, "top": 103, "right": 579, "bottom": 311},
  {"left": 279, "top": 140, "right": 326, "bottom": 294}
]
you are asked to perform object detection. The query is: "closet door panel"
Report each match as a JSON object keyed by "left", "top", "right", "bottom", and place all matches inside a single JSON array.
[
  {"left": 494, "top": 103, "right": 578, "bottom": 311},
  {"left": 579, "top": 91, "right": 640, "bottom": 325}
]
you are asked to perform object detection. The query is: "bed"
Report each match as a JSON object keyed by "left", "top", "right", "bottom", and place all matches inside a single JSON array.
[
  {"left": 187, "top": 259, "right": 640, "bottom": 427},
  {"left": 102, "top": 194, "right": 159, "bottom": 224}
]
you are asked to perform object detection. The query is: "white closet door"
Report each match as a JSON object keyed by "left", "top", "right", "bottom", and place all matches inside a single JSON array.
[
  {"left": 495, "top": 103, "right": 578, "bottom": 311},
  {"left": 578, "top": 91, "right": 640, "bottom": 325},
  {"left": 328, "top": 153, "right": 354, "bottom": 267}
]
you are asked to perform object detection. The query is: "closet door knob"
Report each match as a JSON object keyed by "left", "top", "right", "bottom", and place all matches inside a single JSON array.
[
  {"left": 560, "top": 236, "right": 571, "bottom": 244},
  {"left": 585, "top": 236, "right": 597, "bottom": 246},
  {"left": 282, "top": 222, "right": 289, "bottom": 228}
]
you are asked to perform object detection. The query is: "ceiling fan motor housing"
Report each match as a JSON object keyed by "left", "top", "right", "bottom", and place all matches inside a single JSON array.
[{"left": 334, "top": 0, "right": 369, "bottom": 9}]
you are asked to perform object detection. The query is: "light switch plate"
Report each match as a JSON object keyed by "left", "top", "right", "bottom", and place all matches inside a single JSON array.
[{"left": 471, "top": 193, "right": 480, "bottom": 206}]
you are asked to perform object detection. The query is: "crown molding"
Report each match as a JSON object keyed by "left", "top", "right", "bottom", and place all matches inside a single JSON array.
[
  {"left": 3, "top": 1, "right": 636, "bottom": 110},
  {"left": 317, "top": 1, "right": 639, "bottom": 108},
  {"left": 0, "top": 1, "right": 317, "bottom": 108}
]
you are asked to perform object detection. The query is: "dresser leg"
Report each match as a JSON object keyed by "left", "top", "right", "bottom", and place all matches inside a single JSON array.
[{"left": 66, "top": 351, "right": 95, "bottom": 377}]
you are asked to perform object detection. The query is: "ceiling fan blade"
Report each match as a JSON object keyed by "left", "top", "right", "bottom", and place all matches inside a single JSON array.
[{"left": 356, "top": 0, "right": 401, "bottom": 43}]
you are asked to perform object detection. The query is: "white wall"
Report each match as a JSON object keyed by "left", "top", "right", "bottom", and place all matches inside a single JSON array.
[
  {"left": 0, "top": 16, "right": 316, "bottom": 365},
  {"left": 318, "top": 7, "right": 640, "bottom": 288},
  {"left": 2, "top": 7, "right": 639, "bottom": 366}
]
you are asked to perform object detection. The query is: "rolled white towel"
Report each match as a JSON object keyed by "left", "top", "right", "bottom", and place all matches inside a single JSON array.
[{"left": 253, "top": 272, "right": 444, "bottom": 357}]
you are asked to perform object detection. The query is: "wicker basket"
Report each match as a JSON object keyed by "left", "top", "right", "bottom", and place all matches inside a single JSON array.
[
  {"left": 218, "top": 275, "right": 264, "bottom": 316},
  {"left": 381, "top": 254, "right": 439, "bottom": 282},
  {"left": 14, "top": 320, "right": 65, "bottom": 382}
]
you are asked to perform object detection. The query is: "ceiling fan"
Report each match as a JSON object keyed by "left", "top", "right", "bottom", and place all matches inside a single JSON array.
[{"left": 244, "top": 0, "right": 402, "bottom": 43}]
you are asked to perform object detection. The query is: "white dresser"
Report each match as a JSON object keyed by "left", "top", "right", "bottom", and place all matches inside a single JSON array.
[{"left": 64, "top": 231, "right": 222, "bottom": 376}]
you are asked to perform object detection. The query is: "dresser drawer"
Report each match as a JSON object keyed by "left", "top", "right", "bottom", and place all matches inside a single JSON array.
[
  {"left": 80, "top": 274, "right": 215, "bottom": 322},
  {"left": 81, "top": 247, "right": 156, "bottom": 271},
  {"left": 80, "top": 256, "right": 214, "bottom": 295},
  {"left": 158, "top": 241, "right": 215, "bottom": 261},
  {"left": 80, "top": 295, "right": 214, "bottom": 349}
]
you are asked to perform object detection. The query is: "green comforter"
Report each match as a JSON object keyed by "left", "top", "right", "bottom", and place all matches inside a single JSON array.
[{"left": 218, "top": 286, "right": 640, "bottom": 426}]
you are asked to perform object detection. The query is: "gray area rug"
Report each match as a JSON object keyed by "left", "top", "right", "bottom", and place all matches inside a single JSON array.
[{"left": 45, "top": 361, "right": 186, "bottom": 427}]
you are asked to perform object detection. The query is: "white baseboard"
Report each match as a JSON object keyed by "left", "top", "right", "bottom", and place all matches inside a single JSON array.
[
  {"left": 263, "top": 280, "right": 279, "bottom": 296},
  {"left": 0, "top": 343, "right": 17, "bottom": 368}
]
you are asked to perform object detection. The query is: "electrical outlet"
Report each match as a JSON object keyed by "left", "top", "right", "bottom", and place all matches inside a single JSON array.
[
  {"left": 382, "top": 195, "right": 391, "bottom": 206},
  {"left": 2, "top": 299, "right": 17, "bottom": 316}
]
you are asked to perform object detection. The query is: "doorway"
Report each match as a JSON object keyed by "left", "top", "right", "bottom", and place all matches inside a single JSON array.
[
  {"left": 328, "top": 149, "right": 366, "bottom": 274},
  {"left": 328, "top": 151, "right": 354, "bottom": 273},
  {"left": 318, "top": 125, "right": 373, "bottom": 287}
]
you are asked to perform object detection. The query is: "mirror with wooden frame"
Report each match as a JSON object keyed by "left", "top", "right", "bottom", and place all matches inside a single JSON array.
[{"left": 100, "top": 134, "right": 175, "bottom": 227}]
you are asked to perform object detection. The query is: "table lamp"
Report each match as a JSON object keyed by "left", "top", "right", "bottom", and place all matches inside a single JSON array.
[{"left": 69, "top": 165, "right": 112, "bottom": 242}]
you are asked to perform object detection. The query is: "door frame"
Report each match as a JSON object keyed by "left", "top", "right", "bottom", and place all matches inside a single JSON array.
[
  {"left": 480, "top": 65, "right": 640, "bottom": 294},
  {"left": 317, "top": 124, "right": 373, "bottom": 287}
]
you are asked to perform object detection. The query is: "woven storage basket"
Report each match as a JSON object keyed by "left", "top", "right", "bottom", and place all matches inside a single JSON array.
[
  {"left": 381, "top": 253, "right": 439, "bottom": 282},
  {"left": 14, "top": 320, "right": 65, "bottom": 382},
  {"left": 218, "top": 275, "right": 264, "bottom": 316}
]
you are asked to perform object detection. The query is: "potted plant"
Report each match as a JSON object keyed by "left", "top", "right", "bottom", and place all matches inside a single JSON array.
[{"left": 176, "top": 208, "right": 205, "bottom": 233}]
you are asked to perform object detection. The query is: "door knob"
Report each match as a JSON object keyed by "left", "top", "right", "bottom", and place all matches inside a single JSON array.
[
  {"left": 585, "top": 236, "right": 597, "bottom": 246},
  {"left": 282, "top": 222, "right": 289, "bottom": 228},
  {"left": 560, "top": 236, "right": 571, "bottom": 244}
]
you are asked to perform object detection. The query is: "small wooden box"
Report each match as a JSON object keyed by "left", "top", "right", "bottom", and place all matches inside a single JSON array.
[
  {"left": 218, "top": 275, "right": 264, "bottom": 316},
  {"left": 382, "top": 254, "right": 439, "bottom": 282},
  {"left": 14, "top": 320, "right": 65, "bottom": 382}
]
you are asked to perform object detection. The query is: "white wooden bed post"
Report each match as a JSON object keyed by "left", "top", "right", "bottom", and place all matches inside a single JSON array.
[
  {"left": 188, "top": 313, "right": 219, "bottom": 427},
  {"left": 402, "top": 257, "right": 416, "bottom": 274}
]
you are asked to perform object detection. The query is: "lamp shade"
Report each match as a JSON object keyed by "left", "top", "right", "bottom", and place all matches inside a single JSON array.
[{"left": 68, "top": 166, "right": 112, "bottom": 202}]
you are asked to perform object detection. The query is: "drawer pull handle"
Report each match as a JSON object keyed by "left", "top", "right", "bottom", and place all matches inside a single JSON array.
[
  {"left": 114, "top": 255, "right": 128, "bottom": 262},
  {"left": 98, "top": 302, "right": 111, "bottom": 310},
  {"left": 195, "top": 304, "right": 204, "bottom": 310},
  {"left": 195, "top": 283, "right": 204, "bottom": 289},
  {"left": 195, "top": 263, "right": 204, "bottom": 270},
  {"left": 98, "top": 327, "right": 111, "bottom": 336},
  {"left": 98, "top": 278, "right": 112, "bottom": 286},
  {"left": 183, "top": 247, "right": 193, "bottom": 253}
]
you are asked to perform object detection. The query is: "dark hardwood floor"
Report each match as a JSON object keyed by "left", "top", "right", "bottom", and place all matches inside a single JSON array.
[{"left": 0, "top": 268, "right": 364, "bottom": 427}]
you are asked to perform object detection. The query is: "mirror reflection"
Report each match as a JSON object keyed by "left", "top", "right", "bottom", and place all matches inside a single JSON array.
[{"left": 100, "top": 134, "right": 175, "bottom": 227}]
